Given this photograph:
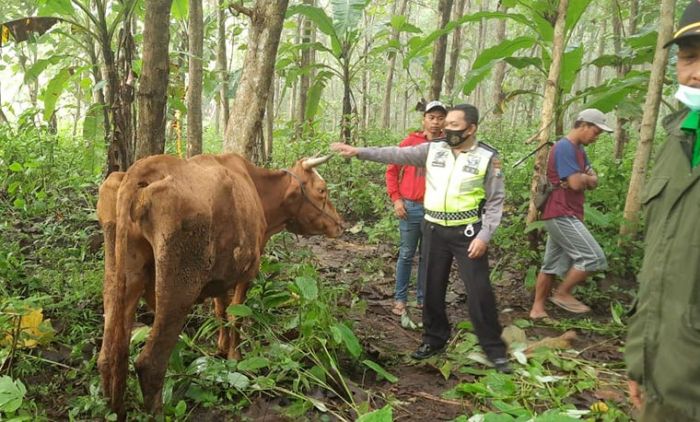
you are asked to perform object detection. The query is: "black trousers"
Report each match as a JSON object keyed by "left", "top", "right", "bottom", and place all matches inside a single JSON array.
[{"left": 420, "top": 221, "right": 507, "bottom": 360}]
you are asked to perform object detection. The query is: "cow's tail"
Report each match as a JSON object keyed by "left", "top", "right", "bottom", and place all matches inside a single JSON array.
[{"left": 99, "top": 175, "right": 139, "bottom": 417}]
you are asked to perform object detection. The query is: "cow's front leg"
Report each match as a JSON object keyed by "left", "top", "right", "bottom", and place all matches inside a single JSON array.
[{"left": 214, "top": 293, "right": 233, "bottom": 357}]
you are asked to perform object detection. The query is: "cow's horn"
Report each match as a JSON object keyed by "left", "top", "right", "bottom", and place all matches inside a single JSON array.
[{"left": 302, "top": 155, "right": 332, "bottom": 170}]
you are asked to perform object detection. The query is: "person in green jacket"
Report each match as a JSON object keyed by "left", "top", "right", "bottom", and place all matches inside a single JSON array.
[{"left": 625, "top": 2, "right": 700, "bottom": 420}]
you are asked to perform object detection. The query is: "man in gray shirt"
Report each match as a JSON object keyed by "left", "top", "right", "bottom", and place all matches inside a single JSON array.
[{"left": 331, "top": 104, "right": 510, "bottom": 373}]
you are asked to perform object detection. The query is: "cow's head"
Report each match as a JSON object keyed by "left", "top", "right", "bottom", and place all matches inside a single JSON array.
[{"left": 284, "top": 156, "right": 343, "bottom": 238}]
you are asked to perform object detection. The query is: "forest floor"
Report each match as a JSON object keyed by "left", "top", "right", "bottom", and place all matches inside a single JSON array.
[
  {"left": 18, "top": 226, "right": 633, "bottom": 421},
  {"left": 241, "top": 233, "right": 634, "bottom": 421}
]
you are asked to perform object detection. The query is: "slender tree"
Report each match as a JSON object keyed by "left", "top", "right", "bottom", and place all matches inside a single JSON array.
[
  {"left": 620, "top": 0, "right": 676, "bottom": 237},
  {"left": 216, "top": 0, "right": 229, "bottom": 135},
  {"left": 136, "top": 0, "right": 173, "bottom": 160},
  {"left": 430, "top": 0, "right": 454, "bottom": 100},
  {"left": 187, "top": 0, "right": 203, "bottom": 157},
  {"left": 444, "top": 0, "right": 467, "bottom": 100},
  {"left": 381, "top": 0, "right": 408, "bottom": 129},
  {"left": 296, "top": 0, "right": 315, "bottom": 132},
  {"left": 491, "top": 0, "right": 508, "bottom": 115},
  {"left": 526, "top": 0, "right": 568, "bottom": 225},
  {"left": 224, "top": 0, "right": 290, "bottom": 160}
]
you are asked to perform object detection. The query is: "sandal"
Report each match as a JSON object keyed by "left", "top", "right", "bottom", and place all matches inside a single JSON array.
[
  {"left": 391, "top": 301, "right": 406, "bottom": 316},
  {"left": 549, "top": 296, "right": 590, "bottom": 314},
  {"left": 530, "top": 315, "right": 558, "bottom": 325}
]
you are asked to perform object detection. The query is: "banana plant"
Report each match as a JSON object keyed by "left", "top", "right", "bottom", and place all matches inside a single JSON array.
[
  {"left": 11, "top": 0, "right": 140, "bottom": 169},
  {"left": 287, "top": 0, "right": 371, "bottom": 142}
]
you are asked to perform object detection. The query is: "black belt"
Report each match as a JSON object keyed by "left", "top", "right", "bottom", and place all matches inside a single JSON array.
[{"left": 425, "top": 208, "right": 480, "bottom": 221}]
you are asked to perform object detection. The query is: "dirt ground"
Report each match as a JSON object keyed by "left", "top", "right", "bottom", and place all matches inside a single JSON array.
[
  {"left": 262, "top": 233, "right": 632, "bottom": 421},
  {"left": 31, "top": 230, "right": 629, "bottom": 421}
]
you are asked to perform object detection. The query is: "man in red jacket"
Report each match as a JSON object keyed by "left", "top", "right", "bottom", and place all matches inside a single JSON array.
[{"left": 386, "top": 100, "right": 446, "bottom": 315}]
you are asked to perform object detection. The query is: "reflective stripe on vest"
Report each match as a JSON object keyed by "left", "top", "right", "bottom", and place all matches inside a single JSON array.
[{"left": 424, "top": 141, "right": 493, "bottom": 226}]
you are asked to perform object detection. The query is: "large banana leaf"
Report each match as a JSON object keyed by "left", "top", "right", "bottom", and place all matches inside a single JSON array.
[
  {"left": 563, "top": 71, "right": 650, "bottom": 113},
  {"left": 402, "top": 11, "right": 535, "bottom": 69},
  {"left": 462, "top": 36, "right": 537, "bottom": 96},
  {"left": 41, "top": 67, "right": 72, "bottom": 121},
  {"left": 171, "top": 0, "right": 189, "bottom": 21},
  {"left": 330, "top": 0, "right": 368, "bottom": 38},
  {"left": 37, "top": 0, "right": 74, "bottom": 18},
  {"left": 565, "top": 0, "right": 593, "bottom": 36},
  {"left": 287, "top": 4, "right": 342, "bottom": 57},
  {"left": 559, "top": 45, "right": 584, "bottom": 94},
  {"left": 305, "top": 71, "right": 334, "bottom": 121}
]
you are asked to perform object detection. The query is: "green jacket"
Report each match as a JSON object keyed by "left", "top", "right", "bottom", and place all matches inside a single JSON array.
[{"left": 625, "top": 109, "right": 700, "bottom": 419}]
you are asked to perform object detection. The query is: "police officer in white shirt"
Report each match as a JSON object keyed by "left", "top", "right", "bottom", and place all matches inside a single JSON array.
[{"left": 331, "top": 104, "right": 510, "bottom": 373}]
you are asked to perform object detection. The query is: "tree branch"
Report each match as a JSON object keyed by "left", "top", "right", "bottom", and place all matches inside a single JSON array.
[{"left": 228, "top": 1, "right": 253, "bottom": 17}]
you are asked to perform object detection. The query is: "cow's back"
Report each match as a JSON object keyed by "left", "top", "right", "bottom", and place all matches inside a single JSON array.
[{"left": 122, "top": 155, "right": 266, "bottom": 293}]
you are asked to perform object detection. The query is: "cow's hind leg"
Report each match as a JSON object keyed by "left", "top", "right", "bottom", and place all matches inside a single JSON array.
[
  {"left": 135, "top": 282, "right": 198, "bottom": 415},
  {"left": 98, "top": 254, "right": 148, "bottom": 418},
  {"left": 227, "top": 280, "right": 252, "bottom": 360}
]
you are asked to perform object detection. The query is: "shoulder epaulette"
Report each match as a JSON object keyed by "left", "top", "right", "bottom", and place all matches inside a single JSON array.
[{"left": 478, "top": 142, "right": 498, "bottom": 155}]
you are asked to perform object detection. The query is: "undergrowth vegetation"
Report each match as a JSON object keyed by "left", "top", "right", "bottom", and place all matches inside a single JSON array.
[{"left": 0, "top": 118, "right": 646, "bottom": 420}]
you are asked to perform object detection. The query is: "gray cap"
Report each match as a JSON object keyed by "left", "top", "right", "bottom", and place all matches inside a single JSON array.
[
  {"left": 424, "top": 100, "right": 447, "bottom": 114},
  {"left": 576, "top": 108, "right": 613, "bottom": 133}
]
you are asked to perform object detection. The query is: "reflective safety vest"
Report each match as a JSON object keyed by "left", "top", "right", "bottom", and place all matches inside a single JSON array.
[{"left": 423, "top": 141, "right": 495, "bottom": 226}]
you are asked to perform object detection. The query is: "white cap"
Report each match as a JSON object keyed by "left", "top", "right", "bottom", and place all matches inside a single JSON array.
[
  {"left": 424, "top": 100, "right": 447, "bottom": 114},
  {"left": 576, "top": 108, "right": 613, "bottom": 132}
]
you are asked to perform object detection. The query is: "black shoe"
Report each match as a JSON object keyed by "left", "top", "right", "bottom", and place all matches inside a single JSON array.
[
  {"left": 411, "top": 343, "right": 444, "bottom": 360},
  {"left": 492, "top": 357, "right": 512, "bottom": 374}
]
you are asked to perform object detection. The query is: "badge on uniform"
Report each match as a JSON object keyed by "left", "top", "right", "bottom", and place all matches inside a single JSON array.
[
  {"left": 462, "top": 154, "right": 481, "bottom": 174},
  {"left": 431, "top": 150, "right": 449, "bottom": 168}
]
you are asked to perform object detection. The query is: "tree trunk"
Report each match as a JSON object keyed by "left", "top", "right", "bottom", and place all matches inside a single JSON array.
[
  {"left": 473, "top": 0, "right": 487, "bottom": 110},
  {"left": 445, "top": 0, "right": 467, "bottom": 100},
  {"left": 613, "top": 0, "right": 640, "bottom": 159},
  {"left": 611, "top": 0, "right": 628, "bottom": 159},
  {"left": 136, "top": 0, "right": 173, "bottom": 161},
  {"left": 430, "top": 0, "right": 454, "bottom": 100},
  {"left": 620, "top": 0, "right": 675, "bottom": 237},
  {"left": 187, "top": 0, "right": 204, "bottom": 157},
  {"left": 341, "top": 59, "right": 352, "bottom": 143},
  {"left": 96, "top": 0, "right": 134, "bottom": 173},
  {"left": 296, "top": 0, "right": 315, "bottom": 131},
  {"left": 264, "top": 76, "right": 275, "bottom": 163},
  {"left": 382, "top": 0, "right": 409, "bottom": 129},
  {"left": 594, "top": 18, "right": 606, "bottom": 86},
  {"left": 86, "top": 34, "right": 110, "bottom": 147},
  {"left": 526, "top": 0, "right": 568, "bottom": 224},
  {"left": 73, "top": 79, "right": 82, "bottom": 137},
  {"left": 491, "top": 1, "right": 508, "bottom": 115},
  {"left": 360, "top": 12, "right": 371, "bottom": 131},
  {"left": 217, "top": 0, "right": 230, "bottom": 136},
  {"left": 224, "top": 1, "right": 290, "bottom": 159}
]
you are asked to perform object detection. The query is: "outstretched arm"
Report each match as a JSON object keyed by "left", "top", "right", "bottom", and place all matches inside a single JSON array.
[{"left": 331, "top": 142, "right": 429, "bottom": 167}]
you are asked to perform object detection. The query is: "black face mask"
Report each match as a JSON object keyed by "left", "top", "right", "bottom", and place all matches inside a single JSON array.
[{"left": 444, "top": 128, "right": 469, "bottom": 147}]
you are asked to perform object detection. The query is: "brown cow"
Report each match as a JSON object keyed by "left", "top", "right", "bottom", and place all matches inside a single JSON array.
[{"left": 96, "top": 153, "right": 343, "bottom": 417}]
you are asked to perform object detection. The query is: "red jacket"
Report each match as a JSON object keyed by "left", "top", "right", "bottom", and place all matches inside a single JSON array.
[{"left": 385, "top": 131, "right": 428, "bottom": 203}]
